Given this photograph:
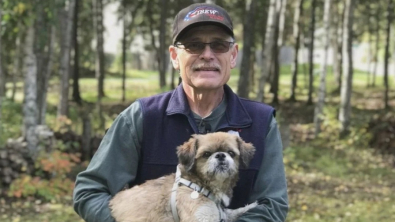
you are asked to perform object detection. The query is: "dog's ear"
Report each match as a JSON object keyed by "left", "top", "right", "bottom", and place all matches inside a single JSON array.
[
  {"left": 177, "top": 135, "right": 199, "bottom": 171},
  {"left": 236, "top": 137, "right": 256, "bottom": 168}
]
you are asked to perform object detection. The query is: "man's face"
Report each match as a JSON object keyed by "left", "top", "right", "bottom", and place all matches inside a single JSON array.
[{"left": 169, "top": 25, "right": 238, "bottom": 91}]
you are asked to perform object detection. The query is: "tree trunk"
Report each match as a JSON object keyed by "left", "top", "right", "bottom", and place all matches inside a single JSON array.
[
  {"left": 314, "top": 0, "right": 332, "bottom": 136},
  {"left": 271, "top": 0, "right": 287, "bottom": 104},
  {"left": 332, "top": 0, "right": 344, "bottom": 92},
  {"left": 289, "top": 0, "right": 304, "bottom": 102},
  {"left": 93, "top": 0, "right": 106, "bottom": 130},
  {"left": 159, "top": 0, "right": 168, "bottom": 88},
  {"left": 122, "top": 3, "right": 128, "bottom": 102},
  {"left": 372, "top": 6, "right": 381, "bottom": 87},
  {"left": 339, "top": 0, "right": 355, "bottom": 136},
  {"left": 58, "top": 0, "right": 76, "bottom": 118},
  {"left": 383, "top": 0, "right": 393, "bottom": 109},
  {"left": 256, "top": 0, "right": 281, "bottom": 102},
  {"left": 39, "top": 25, "right": 56, "bottom": 125},
  {"left": 72, "top": 0, "right": 82, "bottom": 105},
  {"left": 307, "top": 0, "right": 317, "bottom": 105},
  {"left": 23, "top": 26, "right": 39, "bottom": 158},
  {"left": 237, "top": 0, "right": 256, "bottom": 98},
  {"left": 82, "top": 112, "right": 92, "bottom": 161},
  {"left": 0, "top": 3, "right": 3, "bottom": 123}
]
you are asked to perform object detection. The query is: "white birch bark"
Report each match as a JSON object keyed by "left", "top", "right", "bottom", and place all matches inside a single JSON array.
[
  {"left": 57, "top": 0, "right": 76, "bottom": 118},
  {"left": 256, "top": 0, "right": 281, "bottom": 102},
  {"left": 23, "top": 26, "right": 39, "bottom": 156},
  {"left": 339, "top": 0, "right": 355, "bottom": 135},
  {"left": 314, "top": 0, "right": 332, "bottom": 136}
]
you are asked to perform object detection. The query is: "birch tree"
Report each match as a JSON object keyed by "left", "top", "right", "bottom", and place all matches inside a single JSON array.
[
  {"left": 289, "top": 0, "right": 304, "bottom": 102},
  {"left": 237, "top": 0, "right": 256, "bottom": 98},
  {"left": 331, "top": 0, "right": 344, "bottom": 92},
  {"left": 314, "top": 0, "right": 332, "bottom": 136},
  {"left": 23, "top": 26, "right": 39, "bottom": 157},
  {"left": 383, "top": 0, "right": 394, "bottom": 109},
  {"left": 256, "top": 0, "right": 281, "bottom": 102},
  {"left": 58, "top": 0, "right": 76, "bottom": 118},
  {"left": 307, "top": 0, "right": 317, "bottom": 105},
  {"left": 339, "top": 0, "right": 355, "bottom": 135}
]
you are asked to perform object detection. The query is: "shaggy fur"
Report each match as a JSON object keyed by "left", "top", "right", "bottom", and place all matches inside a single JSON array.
[{"left": 109, "top": 132, "right": 257, "bottom": 222}]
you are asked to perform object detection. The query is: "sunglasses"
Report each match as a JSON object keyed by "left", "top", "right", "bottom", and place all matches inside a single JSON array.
[{"left": 174, "top": 41, "right": 235, "bottom": 54}]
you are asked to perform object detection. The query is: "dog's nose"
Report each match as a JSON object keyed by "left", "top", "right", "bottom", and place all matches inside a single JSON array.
[{"left": 215, "top": 153, "right": 226, "bottom": 161}]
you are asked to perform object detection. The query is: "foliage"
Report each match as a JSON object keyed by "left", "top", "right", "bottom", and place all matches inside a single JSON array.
[
  {"left": 284, "top": 104, "right": 395, "bottom": 222},
  {"left": 8, "top": 150, "right": 80, "bottom": 202}
]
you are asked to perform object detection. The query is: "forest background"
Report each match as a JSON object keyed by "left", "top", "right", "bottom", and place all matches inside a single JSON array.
[{"left": 0, "top": 0, "right": 395, "bottom": 221}]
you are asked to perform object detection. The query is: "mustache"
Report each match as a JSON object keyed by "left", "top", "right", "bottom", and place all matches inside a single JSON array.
[{"left": 192, "top": 63, "right": 221, "bottom": 71}]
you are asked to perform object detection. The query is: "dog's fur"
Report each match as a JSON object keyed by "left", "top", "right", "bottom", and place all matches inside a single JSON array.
[{"left": 109, "top": 132, "right": 257, "bottom": 222}]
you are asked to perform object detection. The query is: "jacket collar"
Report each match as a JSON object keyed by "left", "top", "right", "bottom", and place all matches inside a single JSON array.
[{"left": 166, "top": 84, "right": 252, "bottom": 128}]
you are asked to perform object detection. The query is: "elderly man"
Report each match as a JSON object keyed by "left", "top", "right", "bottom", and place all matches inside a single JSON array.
[{"left": 73, "top": 3, "right": 288, "bottom": 222}]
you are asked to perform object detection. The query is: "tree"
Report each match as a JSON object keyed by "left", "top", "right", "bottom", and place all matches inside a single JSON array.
[
  {"left": 331, "top": 0, "right": 344, "bottom": 92},
  {"left": 307, "top": 0, "right": 317, "bottom": 105},
  {"left": 93, "top": 0, "right": 106, "bottom": 129},
  {"left": 158, "top": 0, "right": 169, "bottom": 88},
  {"left": 256, "top": 0, "right": 281, "bottom": 102},
  {"left": 23, "top": 25, "right": 39, "bottom": 157},
  {"left": 314, "top": 0, "right": 332, "bottom": 136},
  {"left": 121, "top": 1, "right": 128, "bottom": 102},
  {"left": 58, "top": 0, "right": 76, "bottom": 118},
  {"left": 339, "top": 0, "right": 355, "bottom": 136},
  {"left": 383, "top": 0, "right": 393, "bottom": 109},
  {"left": 72, "top": 0, "right": 82, "bottom": 105},
  {"left": 372, "top": 4, "right": 381, "bottom": 87},
  {"left": 237, "top": 0, "right": 256, "bottom": 98},
  {"left": 0, "top": 2, "right": 4, "bottom": 123},
  {"left": 289, "top": 0, "right": 304, "bottom": 102}
]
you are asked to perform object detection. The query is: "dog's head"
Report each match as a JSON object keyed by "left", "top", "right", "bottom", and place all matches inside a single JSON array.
[{"left": 177, "top": 132, "right": 255, "bottom": 181}]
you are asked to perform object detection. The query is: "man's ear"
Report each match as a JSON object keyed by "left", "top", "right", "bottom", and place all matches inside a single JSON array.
[
  {"left": 169, "top": 45, "right": 180, "bottom": 70},
  {"left": 230, "top": 43, "right": 239, "bottom": 68}
]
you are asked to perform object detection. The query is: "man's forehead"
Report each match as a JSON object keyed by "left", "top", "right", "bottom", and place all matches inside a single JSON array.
[{"left": 180, "top": 25, "right": 231, "bottom": 41}]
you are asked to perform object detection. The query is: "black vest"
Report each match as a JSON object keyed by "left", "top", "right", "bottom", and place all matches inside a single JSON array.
[{"left": 136, "top": 84, "right": 274, "bottom": 209}]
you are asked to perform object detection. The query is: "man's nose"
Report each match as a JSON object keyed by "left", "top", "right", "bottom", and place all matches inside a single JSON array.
[{"left": 199, "top": 44, "right": 214, "bottom": 59}]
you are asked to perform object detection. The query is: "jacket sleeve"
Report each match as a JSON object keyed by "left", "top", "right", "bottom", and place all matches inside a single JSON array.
[
  {"left": 236, "top": 116, "right": 289, "bottom": 222},
  {"left": 73, "top": 102, "right": 143, "bottom": 222}
]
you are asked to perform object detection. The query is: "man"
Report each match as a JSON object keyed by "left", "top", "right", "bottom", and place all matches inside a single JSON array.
[{"left": 73, "top": 3, "right": 288, "bottom": 222}]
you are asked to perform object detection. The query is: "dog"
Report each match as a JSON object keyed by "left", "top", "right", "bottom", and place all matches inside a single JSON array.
[{"left": 109, "top": 132, "right": 257, "bottom": 222}]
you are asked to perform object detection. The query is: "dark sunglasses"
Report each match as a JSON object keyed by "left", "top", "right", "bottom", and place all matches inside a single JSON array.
[{"left": 174, "top": 41, "right": 235, "bottom": 54}]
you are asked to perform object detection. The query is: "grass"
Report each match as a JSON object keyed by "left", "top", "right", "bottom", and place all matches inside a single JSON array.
[{"left": 1, "top": 64, "right": 395, "bottom": 221}]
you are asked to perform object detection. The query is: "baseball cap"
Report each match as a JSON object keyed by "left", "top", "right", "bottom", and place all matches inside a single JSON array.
[{"left": 172, "top": 3, "right": 234, "bottom": 44}]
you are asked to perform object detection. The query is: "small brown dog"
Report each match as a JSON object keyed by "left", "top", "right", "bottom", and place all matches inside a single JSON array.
[{"left": 109, "top": 132, "right": 257, "bottom": 222}]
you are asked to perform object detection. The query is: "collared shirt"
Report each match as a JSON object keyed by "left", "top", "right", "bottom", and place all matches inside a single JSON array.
[{"left": 73, "top": 87, "right": 288, "bottom": 222}]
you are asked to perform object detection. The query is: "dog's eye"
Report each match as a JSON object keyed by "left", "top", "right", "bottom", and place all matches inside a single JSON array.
[
  {"left": 203, "top": 152, "right": 211, "bottom": 158},
  {"left": 228, "top": 151, "right": 236, "bottom": 157}
]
